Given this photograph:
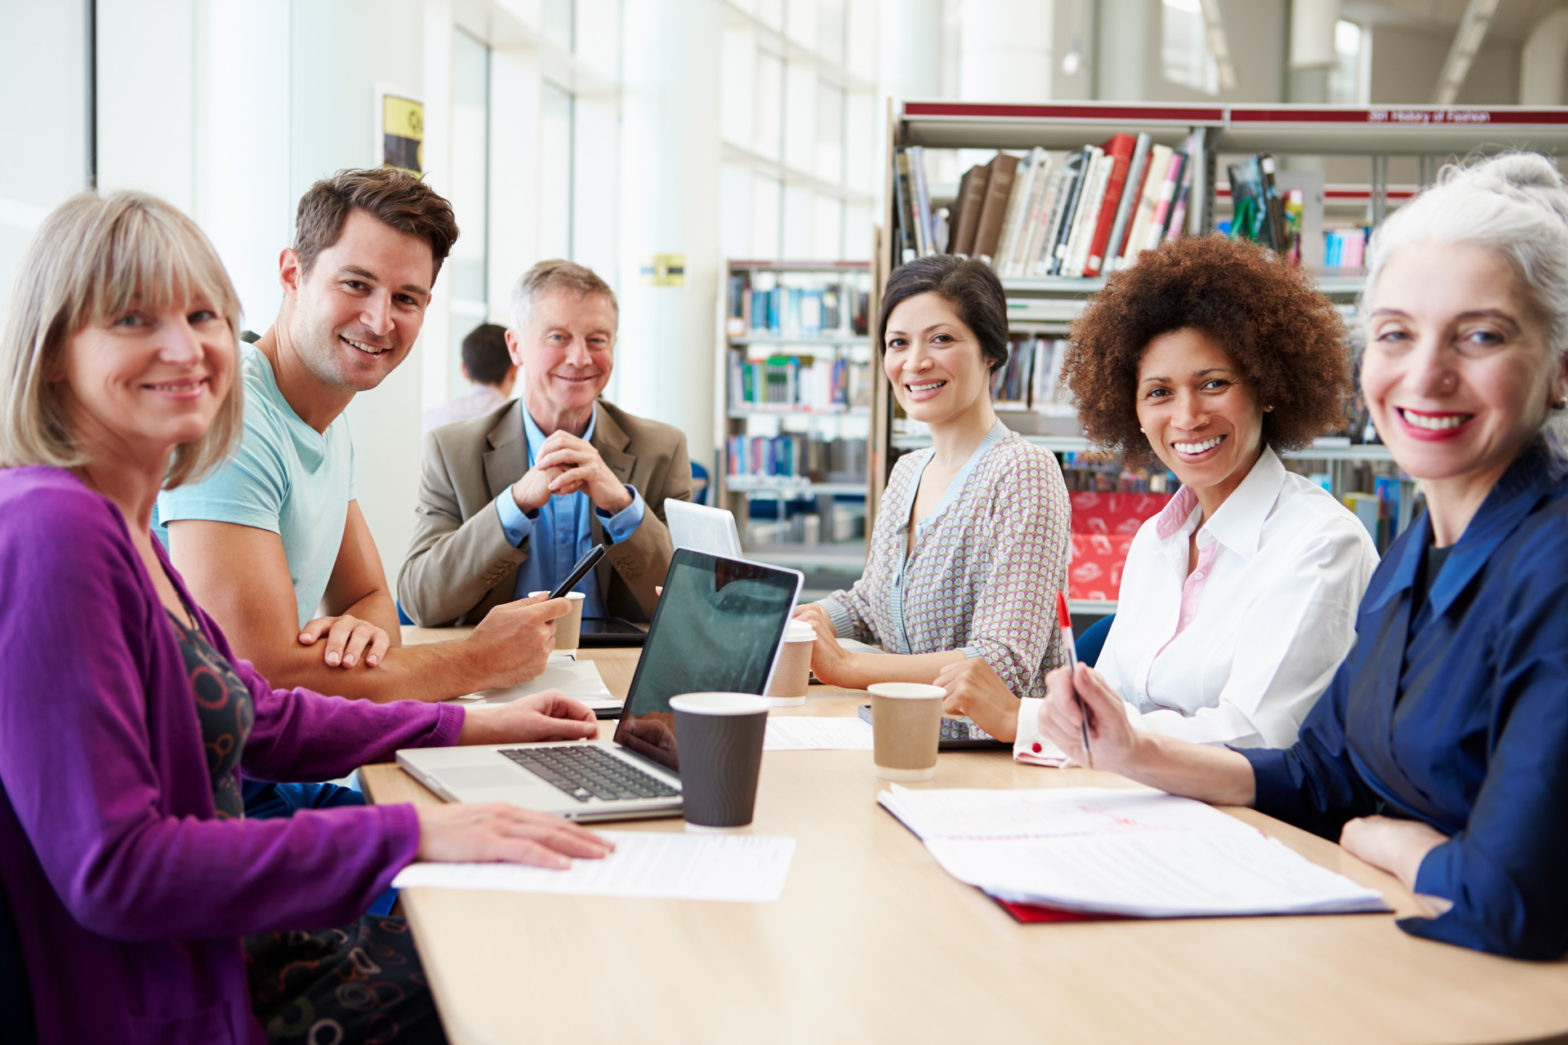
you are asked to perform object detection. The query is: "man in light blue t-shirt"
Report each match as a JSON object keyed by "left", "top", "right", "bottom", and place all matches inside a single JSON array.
[{"left": 157, "top": 168, "right": 597, "bottom": 719}]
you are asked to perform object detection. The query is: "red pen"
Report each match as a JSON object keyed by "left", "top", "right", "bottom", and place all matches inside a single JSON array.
[{"left": 1055, "top": 591, "right": 1093, "bottom": 770}]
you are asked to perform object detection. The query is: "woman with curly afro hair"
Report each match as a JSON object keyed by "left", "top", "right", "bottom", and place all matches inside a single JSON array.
[{"left": 942, "top": 235, "right": 1379, "bottom": 757}]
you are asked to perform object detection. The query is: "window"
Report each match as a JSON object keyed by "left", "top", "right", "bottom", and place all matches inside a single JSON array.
[
  {"left": 539, "top": 82, "right": 575, "bottom": 261},
  {"left": 1328, "top": 20, "right": 1367, "bottom": 105},
  {"left": 1162, "top": 0, "right": 1218, "bottom": 94},
  {"left": 445, "top": 28, "right": 491, "bottom": 399}
]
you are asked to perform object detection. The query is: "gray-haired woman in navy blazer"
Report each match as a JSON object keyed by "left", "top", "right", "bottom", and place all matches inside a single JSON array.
[{"left": 1040, "top": 153, "right": 1568, "bottom": 960}]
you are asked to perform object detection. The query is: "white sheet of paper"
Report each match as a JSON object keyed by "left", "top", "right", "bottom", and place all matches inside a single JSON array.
[
  {"left": 924, "top": 831, "right": 1388, "bottom": 918},
  {"left": 392, "top": 831, "right": 795, "bottom": 903},
  {"left": 876, "top": 786, "right": 1387, "bottom": 918},
  {"left": 456, "top": 654, "right": 620, "bottom": 711},
  {"left": 877, "top": 785, "right": 1245, "bottom": 842},
  {"left": 764, "top": 717, "right": 874, "bottom": 750}
]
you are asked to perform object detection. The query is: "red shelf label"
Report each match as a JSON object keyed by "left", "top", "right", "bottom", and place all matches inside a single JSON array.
[
  {"left": 904, "top": 102, "right": 1225, "bottom": 124},
  {"left": 1229, "top": 107, "right": 1568, "bottom": 127}
]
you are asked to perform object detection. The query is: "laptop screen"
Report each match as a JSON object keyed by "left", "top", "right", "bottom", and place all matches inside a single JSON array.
[{"left": 611, "top": 550, "right": 801, "bottom": 775}]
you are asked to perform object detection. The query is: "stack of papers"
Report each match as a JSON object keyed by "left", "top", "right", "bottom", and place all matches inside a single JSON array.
[
  {"left": 879, "top": 786, "right": 1389, "bottom": 919},
  {"left": 459, "top": 653, "right": 620, "bottom": 713}
]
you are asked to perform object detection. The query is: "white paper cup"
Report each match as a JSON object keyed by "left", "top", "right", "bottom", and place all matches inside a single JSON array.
[
  {"left": 528, "top": 590, "right": 587, "bottom": 652},
  {"left": 867, "top": 682, "right": 944, "bottom": 781},
  {"left": 765, "top": 619, "right": 817, "bottom": 706}
]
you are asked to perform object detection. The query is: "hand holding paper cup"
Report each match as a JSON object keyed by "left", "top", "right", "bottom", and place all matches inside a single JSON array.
[
  {"left": 669, "top": 692, "right": 770, "bottom": 830},
  {"left": 764, "top": 620, "right": 816, "bottom": 705},
  {"left": 868, "top": 682, "right": 944, "bottom": 781},
  {"left": 528, "top": 591, "right": 586, "bottom": 652}
]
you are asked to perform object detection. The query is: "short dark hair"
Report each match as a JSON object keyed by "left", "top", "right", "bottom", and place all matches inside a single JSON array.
[
  {"left": 1065, "top": 235, "right": 1351, "bottom": 466},
  {"left": 461, "top": 322, "right": 513, "bottom": 387},
  {"left": 878, "top": 255, "right": 1010, "bottom": 373},
  {"left": 293, "top": 168, "right": 459, "bottom": 283}
]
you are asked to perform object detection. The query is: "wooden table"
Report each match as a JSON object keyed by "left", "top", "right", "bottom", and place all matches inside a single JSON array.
[{"left": 366, "top": 642, "right": 1568, "bottom": 1044}]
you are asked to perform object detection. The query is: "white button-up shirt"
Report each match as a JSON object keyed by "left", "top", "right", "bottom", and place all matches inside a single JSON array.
[{"left": 1015, "top": 447, "right": 1378, "bottom": 762}]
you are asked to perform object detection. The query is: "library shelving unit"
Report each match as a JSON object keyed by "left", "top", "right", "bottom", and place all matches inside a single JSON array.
[
  {"left": 719, "top": 260, "right": 875, "bottom": 571},
  {"left": 872, "top": 102, "right": 1568, "bottom": 609},
  {"left": 873, "top": 101, "right": 1568, "bottom": 506}
]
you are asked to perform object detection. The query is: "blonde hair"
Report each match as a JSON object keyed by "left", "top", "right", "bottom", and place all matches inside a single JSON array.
[{"left": 0, "top": 190, "right": 244, "bottom": 488}]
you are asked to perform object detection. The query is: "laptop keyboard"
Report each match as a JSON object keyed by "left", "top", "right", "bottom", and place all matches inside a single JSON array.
[{"left": 500, "top": 746, "right": 679, "bottom": 803}]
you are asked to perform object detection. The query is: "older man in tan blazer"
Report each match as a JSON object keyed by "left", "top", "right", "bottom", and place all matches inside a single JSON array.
[{"left": 399, "top": 261, "right": 691, "bottom": 626}]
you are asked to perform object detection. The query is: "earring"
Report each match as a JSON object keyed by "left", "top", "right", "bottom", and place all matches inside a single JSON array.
[{"left": 1263, "top": 405, "right": 1274, "bottom": 412}]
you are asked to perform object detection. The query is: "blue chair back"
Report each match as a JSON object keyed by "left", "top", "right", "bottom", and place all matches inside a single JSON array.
[
  {"left": 689, "top": 460, "right": 711, "bottom": 506},
  {"left": 0, "top": 875, "right": 36, "bottom": 1044},
  {"left": 1075, "top": 612, "right": 1115, "bottom": 668}
]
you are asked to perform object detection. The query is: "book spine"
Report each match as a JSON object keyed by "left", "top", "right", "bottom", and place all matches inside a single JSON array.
[
  {"left": 1064, "top": 151, "right": 1111, "bottom": 278},
  {"left": 909, "top": 145, "right": 934, "bottom": 256},
  {"left": 1083, "top": 134, "right": 1137, "bottom": 277},
  {"left": 1048, "top": 147, "right": 1094, "bottom": 276},
  {"left": 1103, "top": 134, "right": 1151, "bottom": 274}
]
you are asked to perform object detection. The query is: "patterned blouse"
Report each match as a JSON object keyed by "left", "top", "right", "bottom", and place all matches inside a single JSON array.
[
  {"left": 820, "top": 422, "right": 1071, "bottom": 698},
  {"left": 167, "top": 610, "right": 254, "bottom": 818}
]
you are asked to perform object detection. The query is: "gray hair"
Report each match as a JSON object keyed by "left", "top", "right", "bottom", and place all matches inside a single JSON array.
[
  {"left": 1361, "top": 153, "right": 1568, "bottom": 466},
  {"left": 0, "top": 190, "right": 244, "bottom": 487},
  {"left": 508, "top": 259, "right": 617, "bottom": 334}
]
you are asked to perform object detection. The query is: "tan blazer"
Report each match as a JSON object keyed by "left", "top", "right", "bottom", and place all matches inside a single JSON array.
[{"left": 397, "top": 398, "right": 692, "bottom": 626}]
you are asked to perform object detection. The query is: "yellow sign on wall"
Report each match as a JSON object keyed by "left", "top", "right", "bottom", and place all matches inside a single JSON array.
[
  {"left": 639, "top": 254, "right": 686, "bottom": 287},
  {"left": 381, "top": 93, "right": 424, "bottom": 174}
]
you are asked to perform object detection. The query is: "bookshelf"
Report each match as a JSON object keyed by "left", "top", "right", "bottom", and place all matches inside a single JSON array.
[
  {"left": 719, "top": 260, "right": 874, "bottom": 571},
  {"left": 872, "top": 102, "right": 1568, "bottom": 592}
]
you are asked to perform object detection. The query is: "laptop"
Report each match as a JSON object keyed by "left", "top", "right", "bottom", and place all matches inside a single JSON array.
[
  {"left": 665, "top": 499, "right": 744, "bottom": 559},
  {"left": 397, "top": 549, "right": 804, "bottom": 821}
]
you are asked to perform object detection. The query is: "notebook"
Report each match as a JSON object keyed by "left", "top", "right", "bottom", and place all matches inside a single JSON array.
[
  {"left": 665, "top": 499, "right": 744, "bottom": 559},
  {"left": 397, "top": 550, "right": 803, "bottom": 822}
]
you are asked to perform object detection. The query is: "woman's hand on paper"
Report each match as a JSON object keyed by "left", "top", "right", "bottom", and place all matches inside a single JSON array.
[
  {"left": 415, "top": 802, "right": 613, "bottom": 870},
  {"left": 298, "top": 613, "right": 390, "bottom": 669},
  {"left": 1041, "top": 663, "right": 1135, "bottom": 770},
  {"left": 934, "top": 658, "right": 1019, "bottom": 742},
  {"left": 458, "top": 692, "right": 601, "bottom": 746}
]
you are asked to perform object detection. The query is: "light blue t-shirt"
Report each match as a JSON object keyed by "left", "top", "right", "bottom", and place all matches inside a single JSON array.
[
  {"left": 493, "top": 405, "right": 645, "bottom": 619},
  {"left": 155, "top": 343, "right": 356, "bottom": 629}
]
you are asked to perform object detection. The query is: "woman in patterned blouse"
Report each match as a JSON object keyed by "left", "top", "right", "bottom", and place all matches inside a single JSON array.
[{"left": 794, "top": 255, "right": 1072, "bottom": 701}]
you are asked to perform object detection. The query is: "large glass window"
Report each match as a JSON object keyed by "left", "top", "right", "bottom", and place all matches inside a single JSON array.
[
  {"left": 1328, "top": 20, "right": 1367, "bottom": 105},
  {"left": 539, "top": 82, "right": 575, "bottom": 261},
  {"left": 1162, "top": 0, "right": 1218, "bottom": 94},
  {"left": 445, "top": 28, "right": 491, "bottom": 400}
]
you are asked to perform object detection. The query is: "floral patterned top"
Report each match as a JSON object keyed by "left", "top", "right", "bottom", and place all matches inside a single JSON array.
[{"left": 820, "top": 422, "right": 1071, "bottom": 698}]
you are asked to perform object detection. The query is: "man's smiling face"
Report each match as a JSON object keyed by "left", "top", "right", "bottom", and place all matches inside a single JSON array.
[{"left": 284, "top": 208, "right": 434, "bottom": 393}]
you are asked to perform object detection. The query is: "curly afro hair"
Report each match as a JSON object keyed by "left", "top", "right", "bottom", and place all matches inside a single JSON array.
[{"left": 1065, "top": 235, "right": 1351, "bottom": 467}]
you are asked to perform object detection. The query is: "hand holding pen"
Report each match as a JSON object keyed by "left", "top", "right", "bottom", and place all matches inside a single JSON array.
[{"left": 1055, "top": 591, "right": 1094, "bottom": 770}]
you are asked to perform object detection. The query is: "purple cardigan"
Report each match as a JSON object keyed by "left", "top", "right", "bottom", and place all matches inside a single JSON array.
[{"left": 0, "top": 466, "right": 465, "bottom": 1044}]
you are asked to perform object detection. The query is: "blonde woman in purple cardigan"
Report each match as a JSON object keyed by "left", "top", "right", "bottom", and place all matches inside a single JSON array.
[
  {"left": 0, "top": 191, "right": 612, "bottom": 1043},
  {"left": 795, "top": 255, "right": 1072, "bottom": 703}
]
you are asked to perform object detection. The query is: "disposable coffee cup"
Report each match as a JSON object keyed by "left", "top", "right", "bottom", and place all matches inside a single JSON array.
[
  {"left": 669, "top": 692, "right": 770, "bottom": 830},
  {"left": 764, "top": 620, "right": 816, "bottom": 706},
  {"left": 867, "top": 682, "right": 944, "bottom": 781},
  {"left": 529, "top": 591, "right": 586, "bottom": 653}
]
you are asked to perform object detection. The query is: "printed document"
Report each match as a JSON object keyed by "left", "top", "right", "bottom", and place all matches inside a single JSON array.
[
  {"left": 879, "top": 786, "right": 1388, "bottom": 918},
  {"left": 456, "top": 653, "right": 619, "bottom": 713},
  {"left": 765, "top": 717, "right": 874, "bottom": 750},
  {"left": 393, "top": 831, "right": 795, "bottom": 903}
]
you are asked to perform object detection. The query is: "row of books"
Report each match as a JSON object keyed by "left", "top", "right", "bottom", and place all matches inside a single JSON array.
[
  {"left": 1059, "top": 453, "right": 1173, "bottom": 495},
  {"left": 1323, "top": 228, "right": 1370, "bottom": 268},
  {"left": 725, "top": 275, "right": 870, "bottom": 339},
  {"left": 893, "top": 131, "right": 1203, "bottom": 278},
  {"left": 990, "top": 336, "right": 1073, "bottom": 411},
  {"left": 725, "top": 434, "right": 868, "bottom": 483},
  {"left": 727, "top": 350, "right": 872, "bottom": 411}
]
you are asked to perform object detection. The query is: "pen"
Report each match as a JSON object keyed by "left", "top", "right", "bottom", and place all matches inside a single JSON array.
[{"left": 1055, "top": 591, "right": 1093, "bottom": 770}]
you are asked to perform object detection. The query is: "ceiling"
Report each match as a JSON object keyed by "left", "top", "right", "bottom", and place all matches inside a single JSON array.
[{"left": 1340, "top": 0, "right": 1568, "bottom": 44}]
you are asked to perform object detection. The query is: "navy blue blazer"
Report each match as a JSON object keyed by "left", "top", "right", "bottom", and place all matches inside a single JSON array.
[{"left": 1242, "top": 441, "right": 1568, "bottom": 959}]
